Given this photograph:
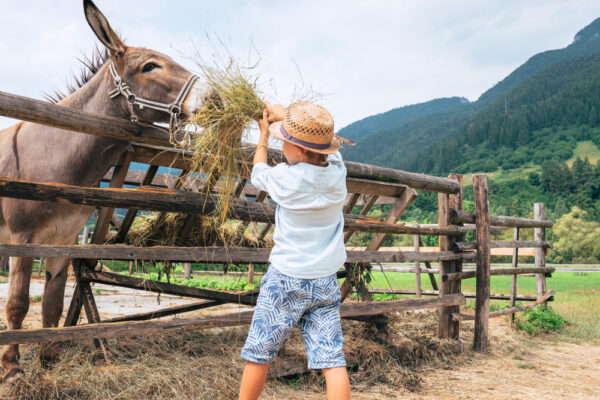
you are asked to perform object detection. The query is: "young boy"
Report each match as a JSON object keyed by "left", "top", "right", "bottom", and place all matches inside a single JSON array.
[{"left": 238, "top": 103, "right": 352, "bottom": 400}]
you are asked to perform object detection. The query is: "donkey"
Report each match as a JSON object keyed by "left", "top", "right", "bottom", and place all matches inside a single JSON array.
[{"left": 0, "top": 0, "right": 210, "bottom": 382}]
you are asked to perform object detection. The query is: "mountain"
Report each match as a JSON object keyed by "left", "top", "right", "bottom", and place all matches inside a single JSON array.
[
  {"left": 341, "top": 17, "right": 600, "bottom": 173},
  {"left": 336, "top": 97, "right": 468, "bottom": 142},
  {"left": 478, "top": 17, "right": 600, "bottom": 105}
]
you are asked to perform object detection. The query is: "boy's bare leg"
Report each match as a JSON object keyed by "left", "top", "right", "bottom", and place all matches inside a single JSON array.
[
  {"left": 323, "top": 366, "right": 351, "bottom": 400},
  {"left": 239, "top": 361, "right": 270, "bottom": 400}
]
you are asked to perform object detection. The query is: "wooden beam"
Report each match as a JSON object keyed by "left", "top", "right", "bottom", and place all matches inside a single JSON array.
[
  {"left": 0, "top": 294, "right": 465, "bottom": 345},
  {"left": 455, "top": 240, "right": 553, "bottom": 250},
  {"left": 89, "top": 148, "right": 134, "bottom": 245},
  {"left": 510, "top": 227, "right": 519, "bottom": 325},
  {"left": 0, "top": 243, "right": 469, "bottom": 263},
  {"left": 344, "top": 194, "right": 378, "bottom": 243},
  {"left": 442, "top": 267, "right": 556, "bottom": 282},
  {"left": 80, "top": 269, "right": 259, "bottom": 305},
  {"left": 100, "top": 300, "right": 223, "bottom": 323},
  {"left": 473, "top": 174, "right": 490, "bottom": 352},
  {"left": 367, "top": 289, "right": 552, "bottom": 302},
  {"left": 0, "top": 177, "right": 471, "bottom": 237},
  {"left": 452, "top": 290, "right": 554, "bottom": 321},
  {"left": 451, "top": 209, "right": 553, "bottom": 228},
  {"left": 0, "top": 90, "right": 460, "bottom": 193},
  {"left": 534, "top": 203, "right": 547, "bottom": 303},
  {"left": 115, "top": 164, "right": 159, "bottom": 243}
]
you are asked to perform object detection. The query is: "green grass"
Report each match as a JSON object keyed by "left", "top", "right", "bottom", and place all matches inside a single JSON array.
[
  {"left": 567, "top": 140, "right": 600, "bottom": 166},
  {"left": 463, "top": 163, "right": 541, "bottom": 186},
  {"left": 366, "top": 270, "right": 600, "bottom": 342}
]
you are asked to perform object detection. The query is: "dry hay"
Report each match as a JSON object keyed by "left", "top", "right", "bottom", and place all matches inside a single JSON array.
[
  {"left": 175, "top": 57, "right": 264, "bottom": 229},
  {"left": 0, "top": 311, "right": 475, "bottom": 399},
  {"left": 116, "top": 213, "right": 273, "bottom": 249}
]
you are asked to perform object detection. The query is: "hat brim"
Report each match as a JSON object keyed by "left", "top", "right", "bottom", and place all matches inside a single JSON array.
[{"left": 268, "top": 121, "right": 341, "bottom": 155}]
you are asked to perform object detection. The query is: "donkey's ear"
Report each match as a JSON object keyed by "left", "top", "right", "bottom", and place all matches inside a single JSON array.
[{"left": 83, "top": 0, "right": 126, "bottom": 57}]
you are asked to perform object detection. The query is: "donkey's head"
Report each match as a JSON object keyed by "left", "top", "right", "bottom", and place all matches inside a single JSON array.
[{"left": 83, "top": 0, "right": 209, "bottom": 125}]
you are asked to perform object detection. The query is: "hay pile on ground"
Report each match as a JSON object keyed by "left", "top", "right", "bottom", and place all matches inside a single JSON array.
[
  {"left": 1, "top": 311, "right": 474, "bottom": 399},
  {"left": 112, "top": 212, "right": 273, "bottom": 248}
]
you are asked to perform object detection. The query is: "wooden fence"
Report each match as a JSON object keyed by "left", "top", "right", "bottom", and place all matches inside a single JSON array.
[{"left": 0, "top": 90, "right": 554, "bottom": 358}]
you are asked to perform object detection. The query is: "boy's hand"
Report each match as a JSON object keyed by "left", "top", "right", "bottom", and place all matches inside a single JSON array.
[
  {"left": 265, "top": 102, "right": 285, "bottom": 122},
  {"left": 257, "top": 108, "right": 270, "bottom": 141}
]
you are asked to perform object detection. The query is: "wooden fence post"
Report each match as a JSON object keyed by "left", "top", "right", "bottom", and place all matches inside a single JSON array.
[
  {"left": 413, "top": 235, "right": 421, "bottom": 298},
  {"left": 473, "top": 174, "right": 491, "bottom": 352},
  {"left": 534, "top": 203, "right": 547, "bottom": 305},
  {"left": 437, "top": 192, "right": 451, "bottom": 338},
  {"left": 438, "top": 174, "right": 463, "bottom": 339},
  {"left": 248, "top": 263, "right": 255, "bottom": 285},
  {"left": 184, "top": 263, "right": 192, "bottom": 280},
  {"left": 510, "top": 227, "right": 519, "bottom": 325}
]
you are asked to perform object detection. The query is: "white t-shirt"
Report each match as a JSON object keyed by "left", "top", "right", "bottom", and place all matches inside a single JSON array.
[{"left": 251, "top": 151, "right": 347, "bottom": 278}]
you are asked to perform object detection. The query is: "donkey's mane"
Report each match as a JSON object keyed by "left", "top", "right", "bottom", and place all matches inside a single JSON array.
[{"left": 45, "top": 45, "right": 110, "bottom": 103}]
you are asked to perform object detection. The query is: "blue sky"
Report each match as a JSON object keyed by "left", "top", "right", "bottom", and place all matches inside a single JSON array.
[{"left": 1, "top": 0, "right": 600, "bottom": 132}]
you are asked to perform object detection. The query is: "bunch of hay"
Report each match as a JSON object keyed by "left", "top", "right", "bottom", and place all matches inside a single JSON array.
[
  {"left": 178, "top": 58, "right": 265, "bottom": 228},
  {"left": 118, "top": 212, "right": 273, "bottom": 248}
]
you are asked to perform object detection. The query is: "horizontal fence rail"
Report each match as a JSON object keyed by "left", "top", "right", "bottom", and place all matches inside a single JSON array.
[
  {"left": 455, "top": 240, "right": 553, "bottom": 251},
  {"left": 452, "top": 290, "right": 554, "bottom": 321},
  {"left": 0, "top": 294, "right": 466, "bottom": 345},
  {"left": 451, "top": 209, "right": 553, "bottom": 228},
  {"left": 0, "top": 91, "right": 459, "bottom": 193},
  {"left": 0, "top": 244, "right": 470, "bottom": 263},
  {"left": 442, "top": 267, "right": 556, "bottom": 282},
  {"left": 0, "top": 177, "right": 470, "bottom": 237}
]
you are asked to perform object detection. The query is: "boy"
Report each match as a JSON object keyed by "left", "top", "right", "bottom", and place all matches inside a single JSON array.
[{"left": 238, "top": 103, "right": 352, "bottom": 400}]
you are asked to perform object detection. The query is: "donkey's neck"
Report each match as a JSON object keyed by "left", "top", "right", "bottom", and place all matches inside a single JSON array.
[
  {"left": 60, "top": 62, "right": 128, "bottom": 119},
  {"left": 41, "top": 63, "right": 131, "bottom": 186}
]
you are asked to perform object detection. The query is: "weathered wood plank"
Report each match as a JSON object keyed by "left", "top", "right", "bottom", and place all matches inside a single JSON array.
[
  {"left": 0, "top": 91, "right": 460, "bottom": 193},
  {"left": 452, "top": 290, "right": 554, "bottom": 321},
  {"left": 367, "top": 289, "right": 552, "bottom": 302},
  {"left": 100, "top": 300, "right": 223, "bottom": 323},
  {"left": 115, "top": 164, "right": 159, "bottom": 243},
  {"left": 0, "top": 177, "right": 470, "bottom": 237},
  {"left": 455, "top": 240, "right": 553, "bottom": 250},
  {"left": 510, "top": 227, "right": 519, "bottom": 325},
  {"left": 473, "top": 174, "right": 490, "bottom": 352},
  {"left": 0, "top": 294, "right": 465, "bottom": 345},
  {"left": 451, "top": 209, "right": 553, "bottom": 228},
  {"left": 534, "top": 203, "right": 547, "bottom": 303},
  {"left": 442, "top": 267, "right": 555, "bottom": 282},
  {"left": 0, "top": 243, "right": 469, "bottom": 263}
]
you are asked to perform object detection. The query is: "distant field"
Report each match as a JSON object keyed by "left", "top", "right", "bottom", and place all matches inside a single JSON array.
[
  {"left": 462, "top": 163, "right": 541, "bottom": 186},
  {"left": 368, "top": 270, "right": 600, "bottom": 342},
  {"left": 567, "top": 140, "right": 600, "bottom": 166}
]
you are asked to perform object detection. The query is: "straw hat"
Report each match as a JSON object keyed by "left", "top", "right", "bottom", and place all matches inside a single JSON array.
[{"left": 268, "top": 102, "right": 340, "bottom": 155}]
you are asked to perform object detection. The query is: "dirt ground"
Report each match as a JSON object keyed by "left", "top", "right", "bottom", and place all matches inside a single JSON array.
[{"left": 1, "top": 276, "right": 599, "bottom": 399}]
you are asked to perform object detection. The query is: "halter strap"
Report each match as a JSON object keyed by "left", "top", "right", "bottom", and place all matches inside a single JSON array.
[{"left": 107, "top": 62, "right": 200, "bottom": 145}]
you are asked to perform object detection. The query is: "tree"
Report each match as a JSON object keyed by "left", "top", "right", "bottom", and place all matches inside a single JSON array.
[{"left": 550, "top": 207, "right": 600, "bottom": 263}]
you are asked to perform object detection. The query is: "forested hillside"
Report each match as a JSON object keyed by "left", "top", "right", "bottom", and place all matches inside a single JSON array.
[
  {"left": 337, "top": 97, "right": 468, "bottom": 142},
  {"left": 341, "top": 17, "right": 600, "bottom": 173},
  {"left": 340, "top": 17, "right": 600, "bottom": 263}
]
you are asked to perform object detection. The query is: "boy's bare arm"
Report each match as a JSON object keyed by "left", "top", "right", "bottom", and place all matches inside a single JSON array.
[{"left": 254, "top": 108, "right": 269, "bottom": 165}]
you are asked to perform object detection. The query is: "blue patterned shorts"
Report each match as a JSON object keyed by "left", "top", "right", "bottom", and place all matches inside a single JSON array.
[{"left": 241, "top": 267, "right": 346, "bottom": 369}]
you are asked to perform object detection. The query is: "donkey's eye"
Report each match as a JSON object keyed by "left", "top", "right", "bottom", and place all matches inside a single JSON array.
[{"left": 142, "top": 62, "right": 160, "bottom": 73}]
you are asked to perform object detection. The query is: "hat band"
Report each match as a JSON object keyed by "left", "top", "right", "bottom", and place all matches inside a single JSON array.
[{"left": 280, "top": 125, "right": 330, "bottom": 150}]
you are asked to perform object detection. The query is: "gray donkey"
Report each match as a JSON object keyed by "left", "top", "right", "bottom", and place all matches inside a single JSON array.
[{"left": 0, "top": 0, "right": 210, "bottom": 382}]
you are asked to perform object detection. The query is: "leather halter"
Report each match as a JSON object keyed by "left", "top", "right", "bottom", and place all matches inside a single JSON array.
[{"left": 107, "top": 61, "right": 199, "bottom": 145}]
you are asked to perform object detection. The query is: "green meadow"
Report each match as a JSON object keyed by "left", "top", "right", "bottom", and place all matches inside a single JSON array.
[{"left": 367, "top": 270, "right": 600, "bottom": 343}]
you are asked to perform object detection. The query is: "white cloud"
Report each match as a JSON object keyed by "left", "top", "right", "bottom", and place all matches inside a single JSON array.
[{"left": 1, "top": 0, "right": 600, "bottom": 132}]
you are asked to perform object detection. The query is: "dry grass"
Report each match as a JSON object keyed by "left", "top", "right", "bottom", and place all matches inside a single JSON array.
[
  {"left": 178, "top": 57, "right": 264, "bottom": 229},
  {"left": 120, "top": 213, "right": 272, "bottom": 249},
  {"left": 0, "top": 312, "right": 473, "bottom": 399}
]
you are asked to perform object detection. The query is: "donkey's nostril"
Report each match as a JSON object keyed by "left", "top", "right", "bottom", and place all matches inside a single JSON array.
[{"left": 183, "top": 82, "right": 214, "bottom": 115}]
